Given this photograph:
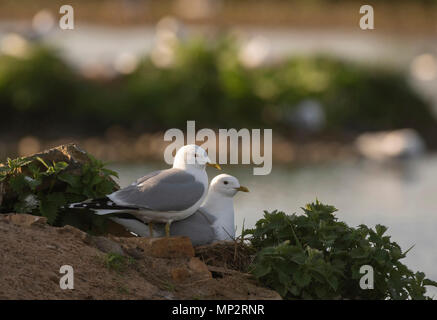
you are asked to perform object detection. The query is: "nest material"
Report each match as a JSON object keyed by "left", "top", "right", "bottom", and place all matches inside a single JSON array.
[{"left": 195, "top": 240, "right": 256, "bottom": 273}]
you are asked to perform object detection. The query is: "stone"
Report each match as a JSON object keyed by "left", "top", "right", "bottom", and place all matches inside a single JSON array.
[
  {"left": 171, "top": 267, "right": 190, "bottom": 283},
  {"left": 119, "top": 236, "right": 195, "bottom": 259},
  {"left": 122, "top": 247, "right": 144, "bottom": 260},
  {"left": 90, "top": 236, "right": 125, "bottom": 256},
  {"left": 6, "top": 213, "right": 47, "bottom": 227},
  {"left": 188, "top": 257, "right": 212, "bottom": 279},
  {"left": 56, "top": 224, "right": 86, "bottom": 237},
  {"left": 29, "top": 143, "right": 92, "bottom": 169},
  {"left": 32, "top": 144, "right": 118, "bottom": 189},
  {"left": 148, "top": 237, "right": 195, "bottom": 258},
  {"left": 171, "top": 258, "right": 212, "bottom": 283}
]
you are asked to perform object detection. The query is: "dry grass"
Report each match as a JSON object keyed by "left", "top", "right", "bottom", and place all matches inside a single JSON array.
[{"left": 195, "top": 239, "right": 256, "bottom": 273}]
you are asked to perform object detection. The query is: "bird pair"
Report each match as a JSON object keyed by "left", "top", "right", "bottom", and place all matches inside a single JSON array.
[{"left": 70, "top": 145, "right": 248, "bottom": 245}]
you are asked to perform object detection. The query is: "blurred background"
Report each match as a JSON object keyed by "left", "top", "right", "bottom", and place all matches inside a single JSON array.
[{"left": 1, "top": 0, "right": 437, "bottom": 295}]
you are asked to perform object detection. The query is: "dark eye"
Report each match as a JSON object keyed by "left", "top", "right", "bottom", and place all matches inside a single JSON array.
[{"left": 224, "top": 181, "right": 228, "bottom": 185}]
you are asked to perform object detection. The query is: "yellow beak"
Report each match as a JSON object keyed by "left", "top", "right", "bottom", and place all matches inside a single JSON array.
[
  {"left": 206, "top": 162, "right": 222, "bottom": 170},
  {"left": 235, "top": 186, "right": 249, "bottom": 192}
]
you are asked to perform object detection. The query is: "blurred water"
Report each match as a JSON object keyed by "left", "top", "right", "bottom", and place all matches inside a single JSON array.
[{"left": 108, "top": 155, "right": 437, "bottom": 297}]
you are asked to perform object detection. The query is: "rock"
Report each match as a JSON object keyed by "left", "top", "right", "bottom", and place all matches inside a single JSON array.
[
  {"left": 28, "top": 143, "right": 93, "bottom": 169},
  {"left": 188, "top": 257, "right": 212, "bottom": 279},
  {"left": 57, "top": 224, "right": 87, "bottom": 238},
  {"left": 45, "top": 244, "right": 58, "bottom": 250},
  {"left": 119, "top": 236, "right": 195, "bottom": 259},
  {"left": 89, "top": 236, "right": 125, "bottom": 256},
  {"left": 5, "top": 213, "right": 47, "bottom": 227},
  {"left": 121, "top": 246, "right": 145, "bottom": 260},
  {"left": 148, "top": 237, "right": 195, "bottom": 258},
  {"left": 171, "top": 267, "right": 191, "bottom": 283},
  {"left": 29, "top": 143, "right": 119, "bottom": 187},
  {"left": 171, "top": 258, "right": 212, "bottom": 283}
]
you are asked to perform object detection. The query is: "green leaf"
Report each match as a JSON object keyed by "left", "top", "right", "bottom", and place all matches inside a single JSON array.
[
  {"left": 26, "top": 177, "right": 41, "bottom": 191},
  {"left": 58, "top": 172, "right": 82, "bottom": 188},
  {"left": 39, "top": 192, "right": 66, "bottom": 224},
  {"left": 293, "top": 269, "right": 312, "bottom": 288},
  {"left": 89, "top": 174, "right": 103, "bottom": 186},
  {"left": 9, "top": 174, "right": 27, "bottom": 193},
  {"left": 375, "top": 224, "right": 388, "bottom": 236},
  {"left": 326, "top": 275, "right": 339, "bottom": 291},
  {"left": 423, "top": 279, "right": 437, "bottom": 287},
  {"left": 54, "top": 161, "right": 69, "bottom": 172},
  {"left": 101, "top": 168, "right": 119, "bottom": 178},
  {"left": 36, "top": 157, "right": 49, "bottom": 169},
  {"left": 0, "top": 166, "right": 10, "bottom": 174},
  {"left": 248, "top": 200, "right": 436, "bottom": 300},
  {"left": 252, "top": 263, "right": 272, "bottom": 278}
]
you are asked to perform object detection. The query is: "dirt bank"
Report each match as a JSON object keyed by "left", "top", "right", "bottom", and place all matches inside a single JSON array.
[{"left": 0, "top": 213, "right": 280, "bottom": 300}]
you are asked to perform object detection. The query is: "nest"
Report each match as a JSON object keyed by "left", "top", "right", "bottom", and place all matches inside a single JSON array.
[{"left": 195, "top": 240, "right": 256, "bottom": 273}]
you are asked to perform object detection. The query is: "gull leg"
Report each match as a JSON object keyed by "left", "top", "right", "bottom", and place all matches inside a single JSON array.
[
  {"left": 148, "top": 222, "right": 154, "bottom": 238},
  {"left": 165, "top": 221, "right": 172, "bottom": 237}
]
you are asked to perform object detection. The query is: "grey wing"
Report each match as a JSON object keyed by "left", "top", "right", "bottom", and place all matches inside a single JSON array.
[
  {"left": 170, "top": 211, "right": 216, "bottom": 246},
  {"left": 133, "top": 170, "right": 161, "bottom": 185},
  {"left": 109, "top": 168, "right": 205, "bottom": 211}
]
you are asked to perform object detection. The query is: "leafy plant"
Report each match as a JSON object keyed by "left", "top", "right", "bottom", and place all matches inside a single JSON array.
[
  {"left": 103, "top": 253, "right": 135, "bottom": 273},
  {"left": 244, "top": 200, "right": 437, "bottom": 300},
  {"left": 0, "top": 154, "right": 118, "bottom": 225}
]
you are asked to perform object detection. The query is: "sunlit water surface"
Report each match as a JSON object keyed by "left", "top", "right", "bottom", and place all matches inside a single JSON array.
[{"left": 108, "top": 155, "right": 437, "bottom": 297}]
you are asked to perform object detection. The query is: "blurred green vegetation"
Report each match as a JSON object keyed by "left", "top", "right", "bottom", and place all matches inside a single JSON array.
[{"left": 0, "top": 37, "right": 435, "bottom": 141}]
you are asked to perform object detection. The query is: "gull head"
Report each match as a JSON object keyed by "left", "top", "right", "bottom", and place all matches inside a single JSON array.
[
  {"left": 209, "top": 174, "right": 249, "bottom": 197},
  {"left": 173, "top": 144, "right": 221, "bottom": 171}
]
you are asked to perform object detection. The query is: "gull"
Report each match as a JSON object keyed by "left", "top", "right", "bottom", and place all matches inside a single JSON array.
[
  {"left": 111, "top": 174, "right": 249, "bottom": 245},
  {"left": 69, "top": 144, "right": 221, "bottom": 236}
]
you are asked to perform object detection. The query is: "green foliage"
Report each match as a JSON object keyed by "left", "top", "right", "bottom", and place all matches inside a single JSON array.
[
  {"left": 103, "top": 253, "right": 135, "bottom": 273},
  {"left": 124, "top": 38, "right": 436, "bottom": 135},
  {"left": 0, "top": 46, "right": 82, "bottom": 129},
  {"left": 0, "top": 154, "right": 118, "bottom": 225},
  {"left": 0, "top": 39, "right": 435, "bottom": 139},
  {"left": 244, "top": 200, "right": 437, "bottom": 300}
]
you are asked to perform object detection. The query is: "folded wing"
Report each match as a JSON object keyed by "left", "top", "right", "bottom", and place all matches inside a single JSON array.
[{"left": 108, "top": 168, "right": 205, "bottom": 211}]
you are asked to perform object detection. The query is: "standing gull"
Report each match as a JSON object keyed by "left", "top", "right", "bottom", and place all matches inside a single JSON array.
[
  {"left": 69, "top": 145, "right": 221, "bottom": 236},
  {"left": 111, "top": 174, "right": 249, "bottom": 245}
]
